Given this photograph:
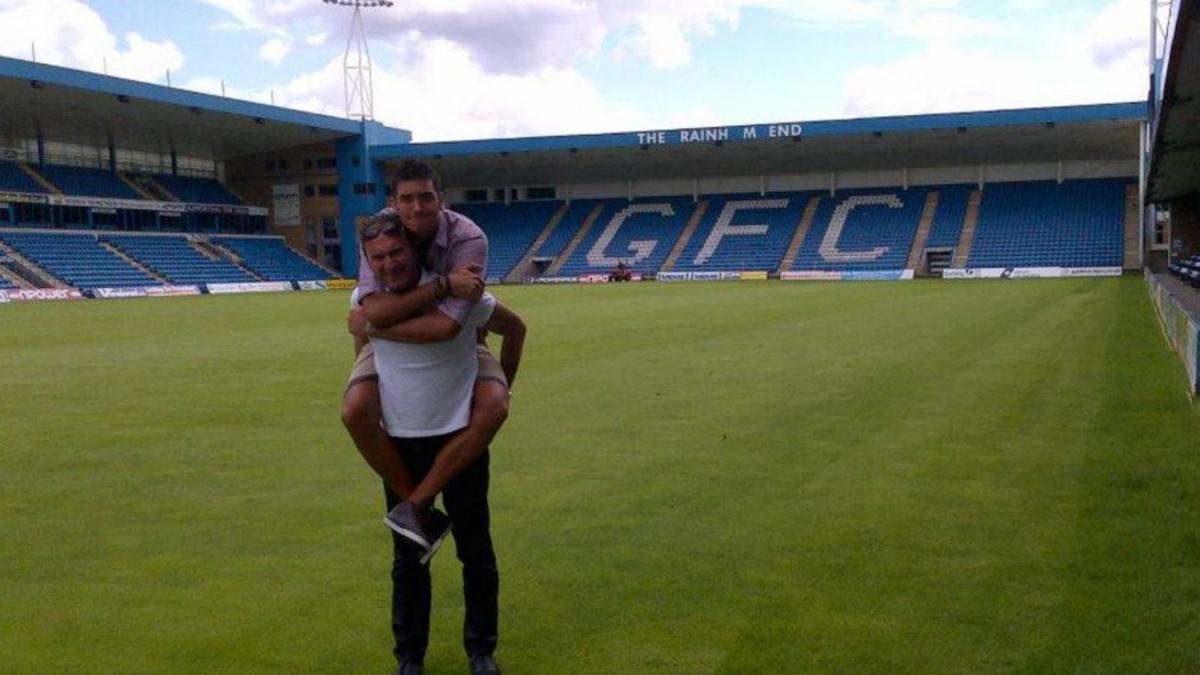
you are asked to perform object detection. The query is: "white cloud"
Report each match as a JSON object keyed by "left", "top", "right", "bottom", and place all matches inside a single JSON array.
[
  {"left": 305, "top": 32, "right": 328, "bottom": 47},
  {"left": 259, "top": 38, "right": 291, "bottom": 65},
  {"left": 0, "top": 0, "right": 183, "bottom": 81},
  {"left": 839, "top": 1, "right": 1148, "bottom": 119}
]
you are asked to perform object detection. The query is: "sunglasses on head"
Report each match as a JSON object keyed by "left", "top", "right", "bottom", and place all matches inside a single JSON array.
[{"left": 360, "top": 214, "right": 406, "bottom": 244}]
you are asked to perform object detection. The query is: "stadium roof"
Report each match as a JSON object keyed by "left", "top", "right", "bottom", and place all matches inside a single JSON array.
[
  {"left": 0, "top": 56, "right": 409, "bottom": 162},
  {"left": 375, "top": 102, "right": 1145, "bottom": 188},
  {"left": 1148, "top": 0, "right": 1200, "bottom": 202}
]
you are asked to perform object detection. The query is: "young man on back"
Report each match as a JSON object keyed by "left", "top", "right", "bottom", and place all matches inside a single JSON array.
[{"left": 341, "top": 159, "right": 512, "bottom": 555}]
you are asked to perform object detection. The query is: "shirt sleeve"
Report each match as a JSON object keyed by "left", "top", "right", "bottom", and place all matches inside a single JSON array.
[
  {"left": 350, "top": 286, "right": 362, "bottom": 308},
  {"left": 435, "top": 232, "right": 488, "bottom": 325},
  {"left": 468, "top": 292, "right": 496, "bottom": 329}
]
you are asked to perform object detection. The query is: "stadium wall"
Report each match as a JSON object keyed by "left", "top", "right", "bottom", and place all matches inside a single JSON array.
[
  {"left": 446, "top": 160, "right": 1137, "bottom": 203},
  {"left": 225, "top": 141, "right": 342, "bottom": 271},
  {"left": 1146, "top": 269, "right": 1200, "bottom": 395}
]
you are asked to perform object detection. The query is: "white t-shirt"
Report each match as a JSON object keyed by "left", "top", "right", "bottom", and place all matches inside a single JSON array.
[{"left": 352, "top": 275, "right": 496, "bottom": 437}]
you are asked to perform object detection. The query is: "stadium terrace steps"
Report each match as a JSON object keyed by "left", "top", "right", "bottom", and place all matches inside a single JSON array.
[
  {"left": 127, "top": 174, "right": 178, "bottom": 202},
  {"left": 905, "top": 191, "right": 941, "bottom": 271},
  {"left": 155, "top": 175, "right": 245, "bottom": 205},
  {"left": 105, "top": 234, "right": 256, "bottom": 285},
  {"left": 546, "top": 203, "right": 605, "bottom": 277},
  {"left": 0, "top": 237, "right": 62, "bottom": 287},
  {"left": 3, "top": 160, "right": 56, "bottom": 193},
  {"left": 0, "top": 230, "right": 157, "bottom": 289},
  {"left": 99, "top": 239, "right": 167, "bottom": 284},
  {"left": 210, "top": 236, "right": 332, "bottom": 281},
  {"left": 506, "top": 202, "right": 569, "bottom": 283},
  {"left": 556, "top": 197, "right": 696, "bottom": 277},
  {"left": 118, "top": 173, "right": 157, "bottom": 201},
  {"left": 0, "top": 260, "right": 32, "bottom": 289},
  {"left": 37, "top": 165, "right": 142, "bottom": 200},
  {"left": 660, "top": 199, "right": 709, "bottom": 272},
  {"left": 1123, "top": 184, "right": 1140, "bottom": 270},
  {"left": 778, "top": 196, "right": 821, "bottom": 274},
  {"left": 952, "top": 190, "right": 983, "bottom": 268},
  {"left": 789, "top": 188, "right": 928, "bottom": 272},
  {"left": 672, "top": 194, "right": 804, "bottom": 273},
  {"left": 453, "top": 202, "right": 562, "bottom": 280}
]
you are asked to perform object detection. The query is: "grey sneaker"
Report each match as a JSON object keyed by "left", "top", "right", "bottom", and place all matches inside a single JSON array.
[{"left": 384, "top": 502, "right": 452, "bottom": 565}]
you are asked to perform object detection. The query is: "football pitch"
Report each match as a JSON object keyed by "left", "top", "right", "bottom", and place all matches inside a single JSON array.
[{"left": 2, "top": 277, "right": 1199, "bottom": 674}]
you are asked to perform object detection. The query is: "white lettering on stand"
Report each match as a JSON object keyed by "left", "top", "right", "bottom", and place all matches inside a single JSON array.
[
  {"left": 586, "top": 203, "right": 675, "bottom": 268},
  {"left": 694, "top": 199, "right": 788, "bottom": 265},
  {"left": 818, "top": 194, "right": 902, "bottom": 263}
]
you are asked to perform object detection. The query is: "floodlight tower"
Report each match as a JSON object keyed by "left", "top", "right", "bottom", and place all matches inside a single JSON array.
[{"left": 323, "top": 0, "right": 393, "bottom": 121}]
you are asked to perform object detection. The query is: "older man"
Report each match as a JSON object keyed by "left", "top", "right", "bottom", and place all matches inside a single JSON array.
[{"left": 352, "top": 214, "right": 524, "bottom": 675}]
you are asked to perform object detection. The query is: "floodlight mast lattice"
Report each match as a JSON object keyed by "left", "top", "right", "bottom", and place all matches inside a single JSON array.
[{"left": 323, "top": 0, "right": 393, "bottom": 121}]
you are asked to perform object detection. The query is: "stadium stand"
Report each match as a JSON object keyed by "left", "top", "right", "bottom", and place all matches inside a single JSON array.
[
  {"left": 967, "top": 179, "right": 1128, "bottom": 268},
  {"left": 0, "top": 230, "right": 157, "bottom": 288},
  {"left": 36, "top": 165, "right": 142, "bottom": 200},
  {"left": 453, "top": 201, "right": 562, "bottom": 279},
  {"left": 105, "top": 234, "right": 257, "bottom": 285},
  {"left": 535, "top": 200, "right": 603, "bottom": 259},
  {"left": 671, "top": 193, "right": 810, "bottom": 272},
  {"left": 0, "top": 161, "right": 50, "bottom": 194},
  {"left": 924, "top": 185, "right": 971, "bottom": 250},
  {"left": 789, "top": 188, "right": 929, "bottom": 272},
  {"left": 212, "top": 235, "right": 332, "bottom": 281},
  {"left": 154, "top": 175, "right": 244, "bottom": 205},
  {"left": 556, "top": 196, "right": 696, "bottom": 277}
]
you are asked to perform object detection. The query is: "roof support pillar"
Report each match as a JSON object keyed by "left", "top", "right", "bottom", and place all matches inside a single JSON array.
[
  {"left": 902, "top": 168, "right": 909, "bottom": 190},
  {"left": 108, "top": 138, "right": 116, "bottom": 174},
  {"left": 693, "top": 178, "right": 699, "bottom": 203},
  {"left": 335, "top": 122, "right": 389, "bottom": 276},
  {"left": 759, "top": 175, "right": 766, "bottom": 197},
  {"left": 1056, "top": 159, "right": 1063, "bottom": 184},
  {"left": 977, "top": 165, "right": 986, "bottom": 191},
  {"left": 171, "top": 149, "right": 178, "bottom": 176},
  {"left": 627, "top": 180, "right": 633, "bottom": 202},
  {"left": 36, "top": 130, "right": 45, "bottom": 167},
  {"left": 829, "top": 172, "right": 837, "bottom": 197}
]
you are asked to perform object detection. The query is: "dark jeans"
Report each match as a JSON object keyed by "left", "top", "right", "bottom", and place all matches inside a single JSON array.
[{"left": 385, "top": 434, "right": 498, "bottom": 665}]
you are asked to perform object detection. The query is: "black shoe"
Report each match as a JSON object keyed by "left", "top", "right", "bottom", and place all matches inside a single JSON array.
[
  {"left": 395, "top": 659, "right": 423, "bottom": 675},
  {"left": 384, "top": 502, "right": 452, "bottom": 565},
  {"left": 469, "top": 654, "right": 501, "bottom": 675}
]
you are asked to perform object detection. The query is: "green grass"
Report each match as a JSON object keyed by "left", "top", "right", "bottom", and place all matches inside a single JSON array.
[{"left": 2, "top": 277, "right": 1198, "bottom": 674}]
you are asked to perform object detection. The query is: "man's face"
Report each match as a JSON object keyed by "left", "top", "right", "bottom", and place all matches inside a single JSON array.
[
  {"left": 364, "top": 231, "right": 419, "bottom": 292},
  {"left": 393, "top": 178, "right": 443, "bottom": 242}
]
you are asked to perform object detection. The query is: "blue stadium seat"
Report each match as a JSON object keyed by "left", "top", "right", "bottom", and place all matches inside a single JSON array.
[
  {"left": 967, "top": 179, "right": 1127, "bottom": 268},
  {"left": 789, "top": 188, "right": 927, "bottom": 271},
  {"left": 0, "top": 161, "right": 50, "bottom": 194},
  {"left": 105, "top": 234, "right": 256, "bottom": 284},
  {"left": 450, "top": 202, "right": 562, "bottom": 279},
  {"left": 37, "top": 165, "right": 142, "bottom": 200},
  {"left": 556, "top": 196, "right": 697, "bottom": 277},
  {"left": 0, "top": 230, "right": 157, "bottom": 289},
  {"left": 212, "top": 236, "right": 331, "bottom": 281},
  {"left": 154, "top": 175, "right": 244, "bottom": 205},
  {"left": 672, "top": 192, "right": 811, "bottom": 272}
]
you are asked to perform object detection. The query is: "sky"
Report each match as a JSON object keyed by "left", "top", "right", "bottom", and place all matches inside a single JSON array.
[{"left": 0, "top": 0, "right": 1153, "bottom": 143}]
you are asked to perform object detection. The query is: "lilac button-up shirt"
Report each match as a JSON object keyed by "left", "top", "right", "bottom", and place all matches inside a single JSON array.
[{"left": 357, "top": 208, "right": 488, "bottom": 325}]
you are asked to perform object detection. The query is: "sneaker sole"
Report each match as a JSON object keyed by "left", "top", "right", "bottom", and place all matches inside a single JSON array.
[
  {"left": 418, "top": 525, "right": 452, "bottom": 565},
  {"left": 383, "top": 516, "right": 432, "bottom": 552}
]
